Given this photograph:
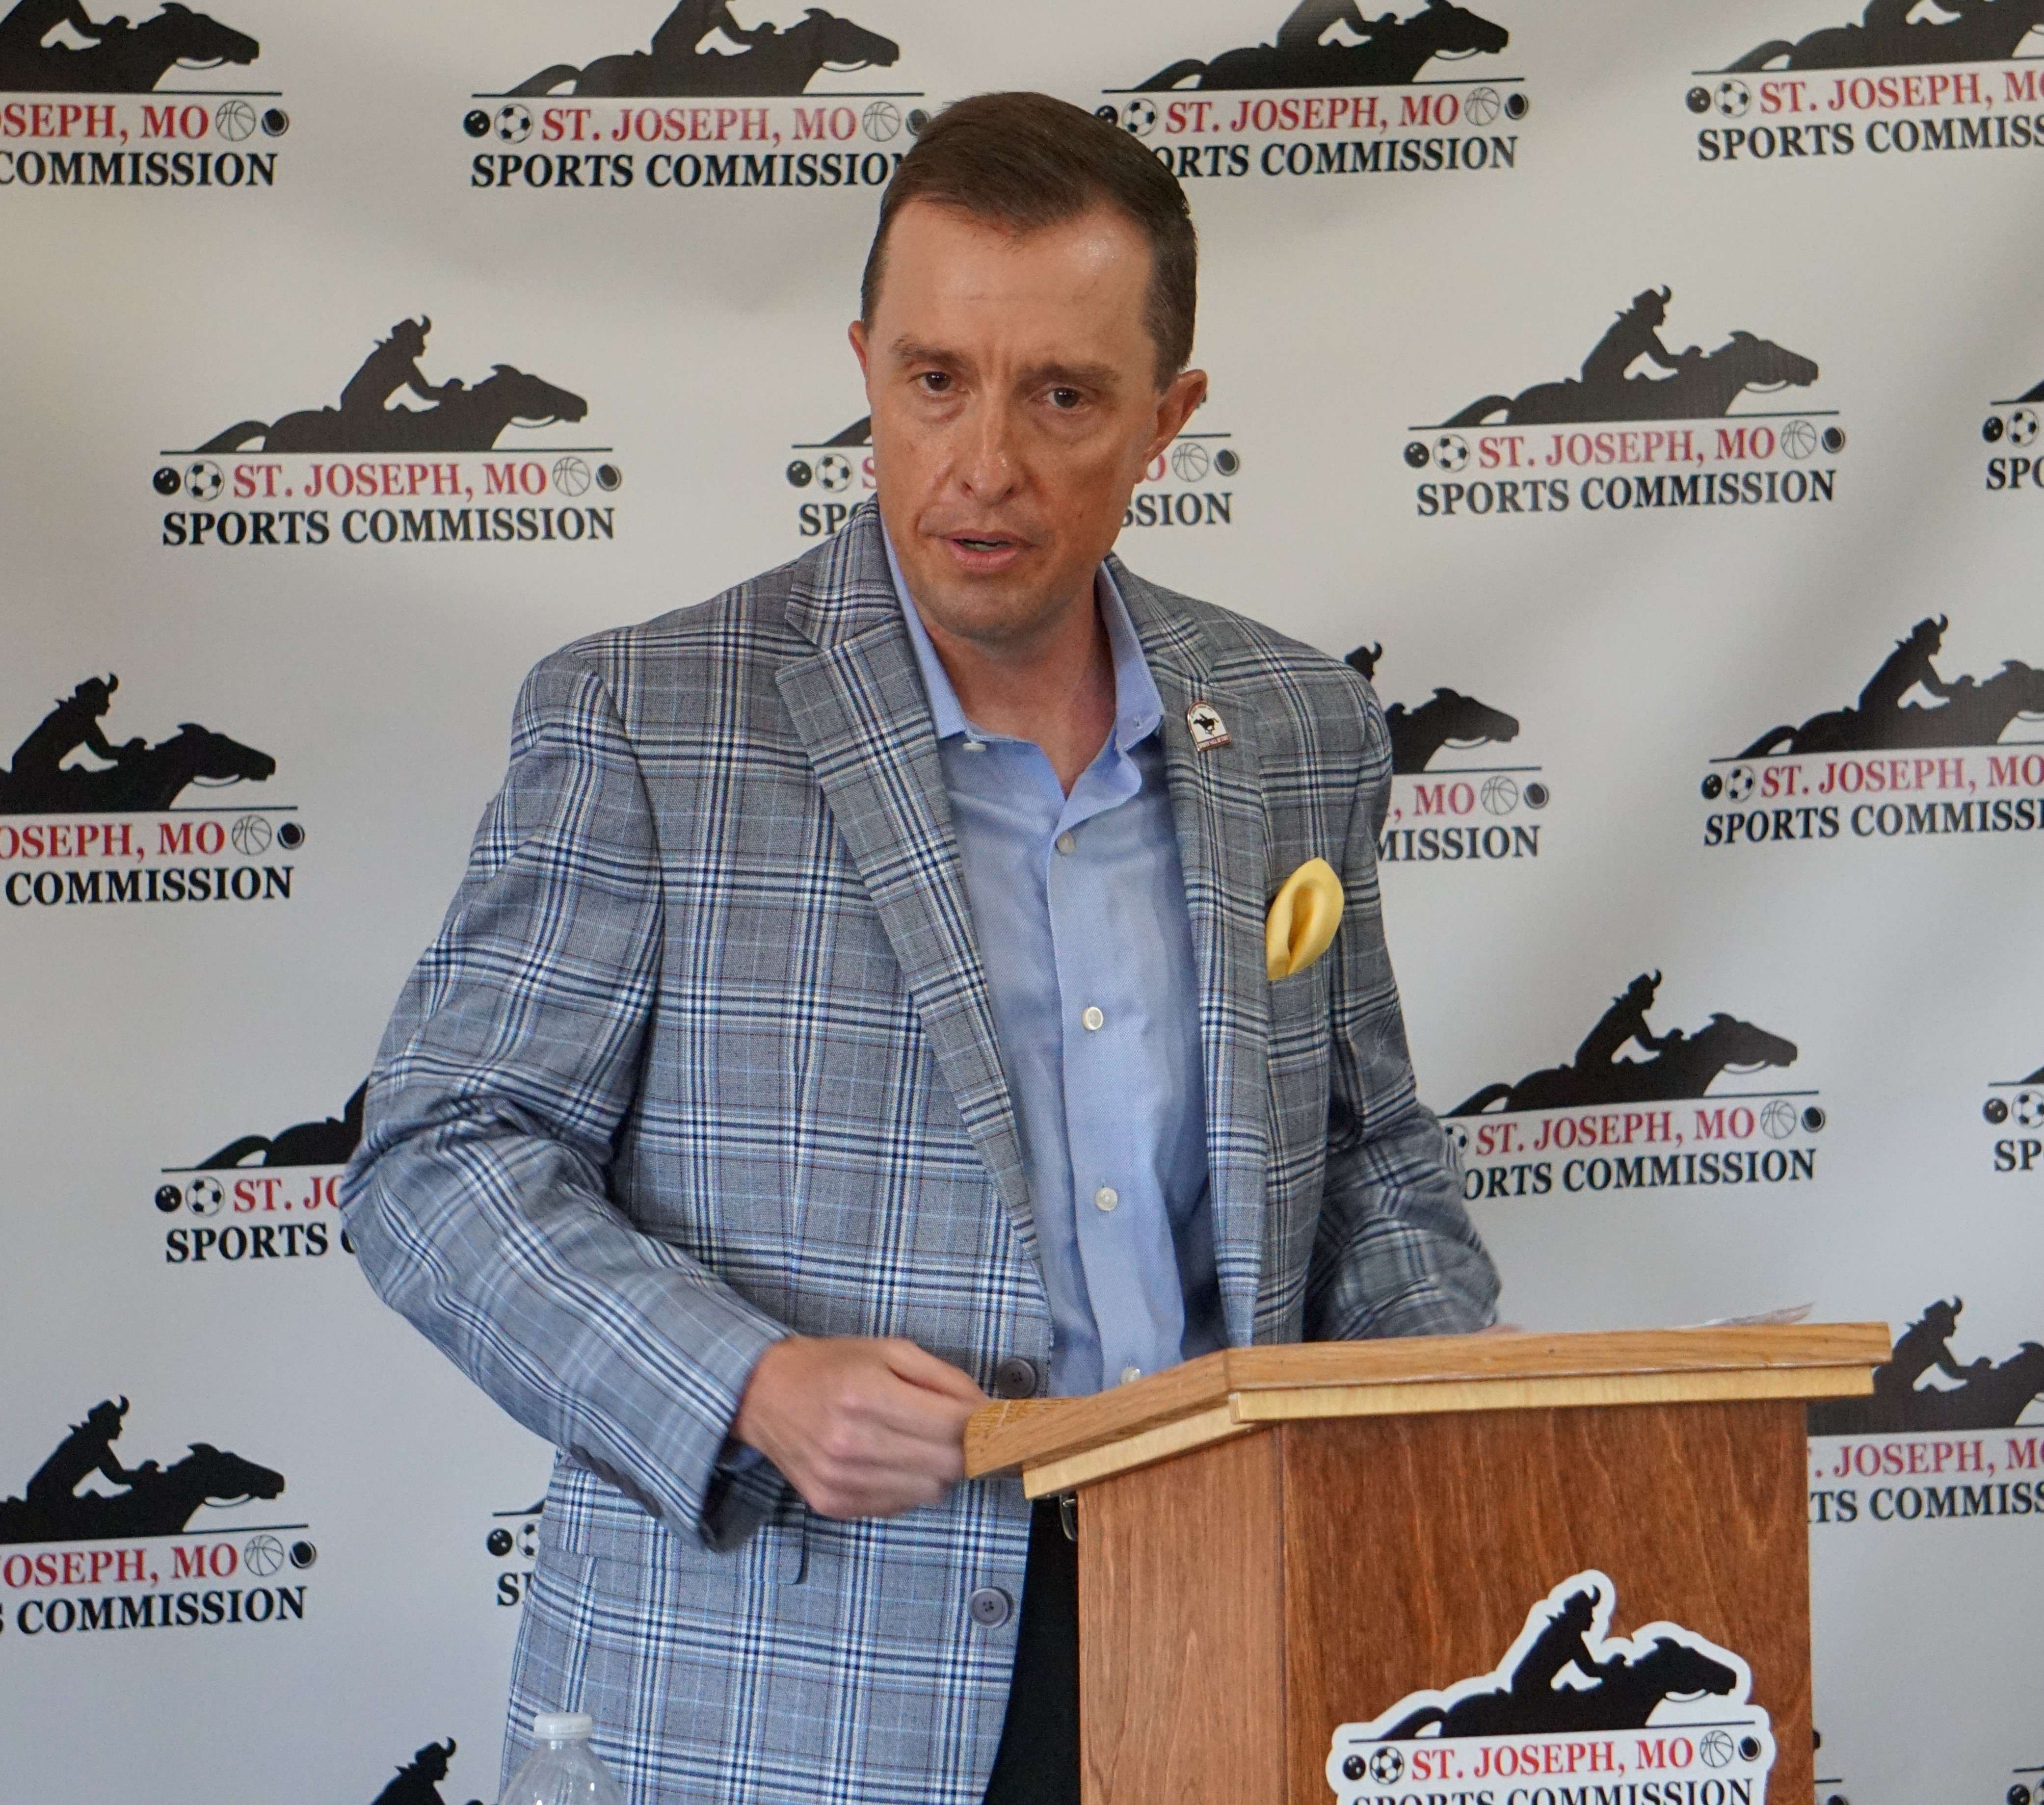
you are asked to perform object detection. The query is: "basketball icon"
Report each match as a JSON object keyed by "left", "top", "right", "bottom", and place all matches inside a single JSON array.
[{"left": 229, "top": 814, "right": 273, "bottom": 857}]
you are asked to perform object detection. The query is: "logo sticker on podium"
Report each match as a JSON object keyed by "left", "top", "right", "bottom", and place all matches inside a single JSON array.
[{"left": 1326, "top": 1571, "right": 1775, "bottom": 1803}]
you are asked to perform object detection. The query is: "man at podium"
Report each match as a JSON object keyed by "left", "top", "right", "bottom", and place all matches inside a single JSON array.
[{"left": 344, "top": 91, "right": 1497, "bottom": 1805}]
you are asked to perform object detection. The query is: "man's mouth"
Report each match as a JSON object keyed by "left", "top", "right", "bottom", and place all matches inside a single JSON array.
[{"left": 932, "top": 528, "right": 1033, "bottom": 572}]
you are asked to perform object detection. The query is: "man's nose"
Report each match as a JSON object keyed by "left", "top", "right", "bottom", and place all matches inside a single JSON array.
[{"left": 955, "top": 402, "right": 1021, "bottom": 504}]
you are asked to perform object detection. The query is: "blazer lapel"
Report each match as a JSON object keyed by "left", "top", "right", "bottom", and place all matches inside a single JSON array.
[
  {"left": 775, "top": 509, "right": 1037, "bottom": 1258},
  {"left": 1113, "top": 561, "right": 1273, "bottom": 1351}
]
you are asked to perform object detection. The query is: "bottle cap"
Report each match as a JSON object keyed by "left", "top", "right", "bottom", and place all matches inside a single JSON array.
[{"left": 533, "top": 1711, "right": 594, "bottom": 1741}]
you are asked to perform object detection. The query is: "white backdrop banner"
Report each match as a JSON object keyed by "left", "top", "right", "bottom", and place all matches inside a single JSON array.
[{"left": 2, "top": 2, "right": 2042, "bottom": 1802}]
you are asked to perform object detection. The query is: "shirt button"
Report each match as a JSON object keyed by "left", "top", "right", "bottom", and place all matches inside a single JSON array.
[
  {"left": 1119, "top": 1366, "right": 1143, "bottom": 1386},
  {"left": 1081, "top": 1006, "right": 1104, "bottom": 1032},
  {"left": 962, "top": 739, "right": 986, "bottom": 754},
  {"left": 967, "top": 1586, "right": 1013, "bottom": 1629},
  {"left": 1055, "top": 831, "right": 1077, "bottom": 855},
  {"left": 992, "top": 1356, "right": 1040, "bottom": 1399},
  {"left": 1093, "top": 1186, "right": 1119, "bottom": 1213}
]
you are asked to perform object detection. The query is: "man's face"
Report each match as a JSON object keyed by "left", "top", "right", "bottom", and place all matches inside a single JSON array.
[{"left": 852, "top": 198, "right": 1205, "bottom": 654}]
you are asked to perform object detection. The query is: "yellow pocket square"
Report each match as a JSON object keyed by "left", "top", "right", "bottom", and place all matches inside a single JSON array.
[{"left": 1265, "top": 858, "right": 1343, "bottom": 981}]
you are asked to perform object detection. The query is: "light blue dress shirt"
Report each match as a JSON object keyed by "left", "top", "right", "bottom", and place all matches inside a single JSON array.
[{"left": 887, "top": 540, "right": 1224, "bottom": 1397}]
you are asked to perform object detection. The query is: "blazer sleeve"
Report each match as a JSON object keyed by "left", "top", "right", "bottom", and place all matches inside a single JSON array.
[
  {"left": 1303, "top": 686, "right": 1502, "bottom": 1340},
  {"left": 341, "top": 649, "right": 789, "bottom": 1549}
]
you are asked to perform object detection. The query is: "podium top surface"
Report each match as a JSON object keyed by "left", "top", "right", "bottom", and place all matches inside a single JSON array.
[{"left": 964, "top": 1323, "right": 1890, "bottom": 1494}]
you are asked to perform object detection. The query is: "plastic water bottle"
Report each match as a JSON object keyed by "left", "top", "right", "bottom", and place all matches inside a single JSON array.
[{"left": 499, "top": 1711, "right": 628, "bottom": 1805}]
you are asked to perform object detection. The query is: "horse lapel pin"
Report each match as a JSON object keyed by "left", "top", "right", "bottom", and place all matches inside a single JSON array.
[{"left": 1186, "top": 701, "right": 1231, "bottom": 751}]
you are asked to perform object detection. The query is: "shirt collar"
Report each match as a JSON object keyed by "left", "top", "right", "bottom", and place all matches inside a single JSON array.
[{"left": 885, "top": 530, "right": 1165, "bottom": 754}]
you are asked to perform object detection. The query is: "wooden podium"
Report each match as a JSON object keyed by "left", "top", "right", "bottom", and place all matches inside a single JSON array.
[{"left": 966, "top": 1325, "right": 1889, "bottom": 1805}]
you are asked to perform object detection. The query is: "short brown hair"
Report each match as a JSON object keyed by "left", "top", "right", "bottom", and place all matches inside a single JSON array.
[{"left": 860, "top": 92, "right": 1198, "bottom": 385}]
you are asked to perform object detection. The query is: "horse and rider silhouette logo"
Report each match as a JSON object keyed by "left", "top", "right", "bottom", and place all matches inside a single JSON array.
[
  {"left": 188, "top": 1081, "right": 366, "bottom": 1171},
  {"left": 194, "top": 317, "right": 589, "bottom": 456},
  {"left": 1329, "top": 1572, "right": 1774, "bottom": 1761},
  {"left": 0, "top": 0, "right": 257, "bottom": 92},
  {"left": 506, "top": 0, "right": 900, "bottom": 97},
  {"left": 1718, "top": 0, "right": 2044, "bottom": 71},
  {"left": 0, "top": 674, "right": 274, "bottom": 814},
  {"left": 1136, "top": 0, "right": 1511, "bottom": 91},
  {"left": 0, "top": 1397, "right": 284, "bottom": 1544},
  {"left": 1344, "top": 644, "right": 1521, "bottom": 775},
  {"left": 1808, "top": 1299, "right": 2044, "bottom": 1435},
  {"left": 1437, "top": 287, "right": 1821, "bottom": 427},
  {"left": 1448, "top": 971, "right": 1799, "bottom": 1115},
  {"left": 1729, "top": 616, "right": 2044, "bottom": 756},
  {"left": 366, "top": 1739, "right": 482, "bottom": 1805}
]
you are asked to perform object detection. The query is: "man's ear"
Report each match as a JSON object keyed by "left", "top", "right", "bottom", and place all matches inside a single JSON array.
[
  {"left": 848, "top": 319, "right": 870, "bottom": 380},
  {"left": 1143, "top": 367, "right": 1208, "bottom": 466}
]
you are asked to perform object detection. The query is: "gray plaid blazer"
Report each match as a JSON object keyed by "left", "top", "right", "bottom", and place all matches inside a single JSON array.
[{"left": 343, "top": 501, "right": 1497, "bottom": 1805}]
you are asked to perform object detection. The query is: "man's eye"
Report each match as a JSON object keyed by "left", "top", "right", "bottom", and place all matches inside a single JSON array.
[
  {"left": 1048, "top": 388, "right": 1082, "bottom": 410},
  {"left": 918, "top": 371, "right": 951, "bottom": 393}
]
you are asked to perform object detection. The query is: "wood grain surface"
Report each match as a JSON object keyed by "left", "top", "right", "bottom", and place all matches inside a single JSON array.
[
  {"left": 966, "top": 1323, "right": 1888, "bottom": 1479},
  {"left": 1080, "top": 1431, "right": 1288, "bottom": 1805}
]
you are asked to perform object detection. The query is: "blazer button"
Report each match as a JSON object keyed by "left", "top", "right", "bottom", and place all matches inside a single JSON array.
[
  {"left": 992, "top": 1356, "right": 1040, "bottom": 1399},
  {"left": 968, "top": 1586, "right": 1013, "bottom": 1630}
]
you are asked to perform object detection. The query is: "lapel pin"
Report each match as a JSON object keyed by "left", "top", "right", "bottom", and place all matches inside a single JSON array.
[{"left": 1186, "top": 702, "right": 1231, "bottom": 751}]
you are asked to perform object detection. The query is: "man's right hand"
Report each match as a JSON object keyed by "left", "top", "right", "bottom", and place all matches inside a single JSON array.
[{"left": 732, "top": 1335, "right": 989, "bottom": 1520}]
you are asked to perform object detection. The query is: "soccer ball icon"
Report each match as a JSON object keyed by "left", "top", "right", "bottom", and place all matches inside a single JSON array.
[
  {"left": 185, "top": 459, "right": 224, "bottom": 501},
  {"left": 243, "top": 1534, "right": 285, "bottom": 1576},
  {"left": 2011, "top": 407, "right": 2040, "bottom": 448},
  {"left": 1759, "top": 1099, "right": 1797, "bottom": 1140},
  {"left": 1368, "top": 1748, "right": 1404, "bottom": 1785},
  {"left": 1716, "top": 79, "right": 1751, "bottom": 116},
  {"left": 496, "top": 103, "right": 533, "bottom": 144},
  {"left": 1168, "top": 440, "right": 1211, "bottom": 482},
  {"left": 1119, "top": 98, "right": 1158, "bottom": 138},
  {"left": 552, "top": 455, "right": 592, "bottom": 497},
  {"left": 1464, "top": 85, "right": 1501, "bottom": 126},
  {"left": 1433, "top": 434, "right": 1470, "bottom": 472},
  {"left": 229, "top": 814, "right": 273, "bottom": 857},
  {"left": 187, "top": 1176, "right": 225, "bottom": 1217},
  {"left": 1723, "top": 765, "right": 1755, "bottom": 802},
  {"left": 862, "top": 100, "right": 902, "bottom": 141},
  {"left": 817, "top": 452, "right": 852, "bottom": 493},
  {"left": 2015, "top": 1090, "right": 2044, "bottom": 1129},
  {"left": 213, "top": 98, "right": 256, "bottom": 141},
  {"left": 1480, "top": 774, "right": 1520, "bottom": 815},
  {"left": 1779, "top": 419, "right": 1817, "bottom": 460}
]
